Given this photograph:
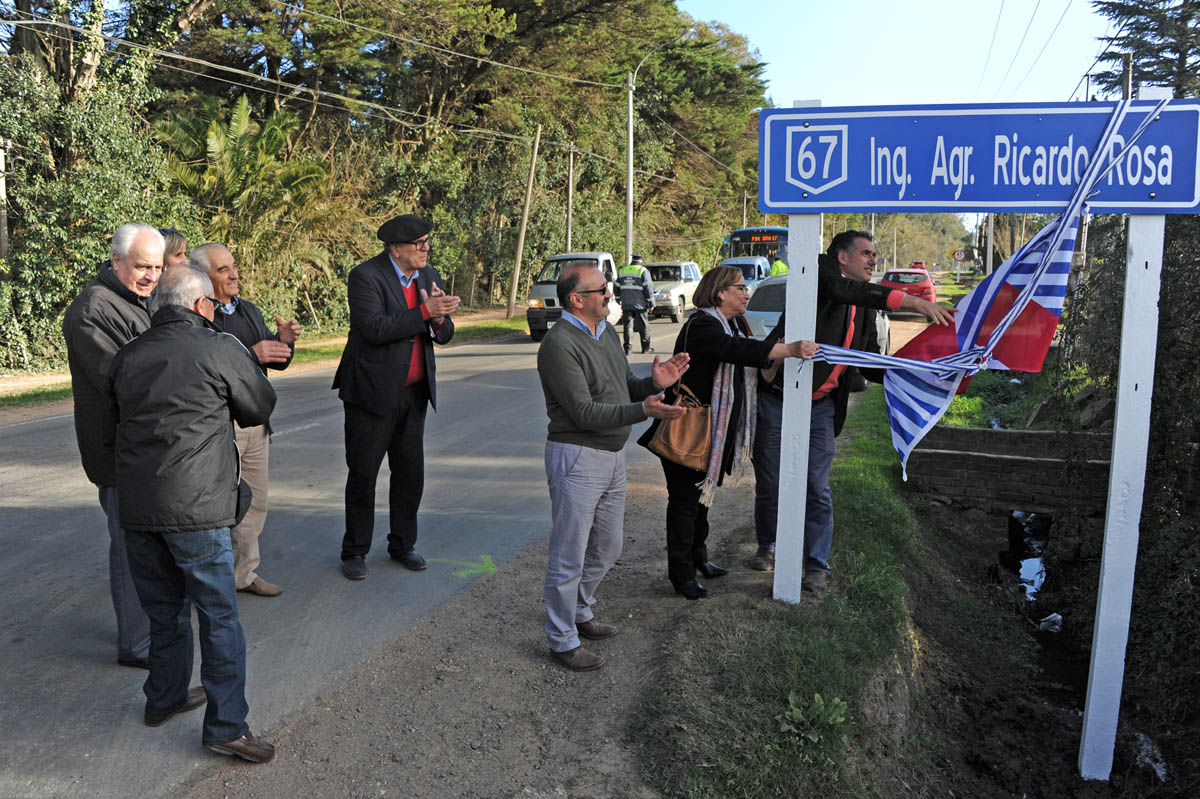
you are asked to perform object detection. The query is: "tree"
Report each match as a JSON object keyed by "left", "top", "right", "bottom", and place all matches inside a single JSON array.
[{"left": 1092, "top": 0, "right": 1200, "bottom": 97}]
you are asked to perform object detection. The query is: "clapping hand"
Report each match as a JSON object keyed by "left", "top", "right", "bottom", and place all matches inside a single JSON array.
[
  {"left": 650, "top": 352, "right": 690, "bottom": 390},
  {"left": 643, "top": 392, "right": 686, "bottom": 420},
  {"left": 421, "top": 283, "right": 460, "bottom": 321},
  {"left": 274, "top": 314, "right": 302, "bottom": 345}
]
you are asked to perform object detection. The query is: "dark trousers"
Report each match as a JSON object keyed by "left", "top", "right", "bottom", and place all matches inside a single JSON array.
[
  {"left": 619, "top": 309, "right": 650, "bottom": 351},
  {"left": 659, "top": 457, "right": 710, "bottom": 586},
  {"left": 341, "top": 383, "right": 429, "bottom": 560},
  {"left": 124, "top": 528, "right": 249, "bottom": 746},
  {"left": 752, "top": 389, "right": 783, "bottom": 549}
]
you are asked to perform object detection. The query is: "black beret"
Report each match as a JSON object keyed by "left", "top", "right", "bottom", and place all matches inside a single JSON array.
[
  {"left": 631, "top": 253, "right": 645, "bottom": 262},
  {"left": 377, "top": 214, "right": 432, "bottom": 244}
]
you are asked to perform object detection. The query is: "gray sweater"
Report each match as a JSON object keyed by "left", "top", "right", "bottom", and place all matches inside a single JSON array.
[{"left": 536, "top": 320, "right": 657, "bottom": 451}]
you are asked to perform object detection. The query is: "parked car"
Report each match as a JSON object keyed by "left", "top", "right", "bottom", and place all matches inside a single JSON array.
[
  {"left": 646, "top": 260, "right": 702, "bottom": 323},
  {"left": 881, "top": 268, "right": 937, "bottom": 304},
  {"left": 717, "top": 256, "right": 771, "bottom": 295},
  {"left": 526, "top": 252, "right": 620, "bottom": 342},
  {"left": 743, "top": 275, "right": 892, "bottom": 355},
  {"left": 910, "top": 260, "right": 928, "bottom": 271}
]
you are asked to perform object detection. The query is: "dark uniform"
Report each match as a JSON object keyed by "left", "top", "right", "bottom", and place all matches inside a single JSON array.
[{"left": 616, "top": 255, "right": 655, "bottom": 354}]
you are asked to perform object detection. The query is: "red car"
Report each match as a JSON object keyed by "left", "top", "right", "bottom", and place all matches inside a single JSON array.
[
  {"left": 909, "top": 260, "right": 928, "bottom": 271},
  {"left": 882, "top": 268, "right": 937, "bottom": 303}
]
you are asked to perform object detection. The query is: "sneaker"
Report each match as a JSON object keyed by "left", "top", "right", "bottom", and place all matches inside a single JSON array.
[{"left": 747, "top": 547, "right": 775, "bottom": 572}]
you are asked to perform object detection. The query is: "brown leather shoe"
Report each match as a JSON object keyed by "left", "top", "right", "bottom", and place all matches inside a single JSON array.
[
  {"left": 144, "top": 686, "right": 207, "bottom": 727},
  {"left": 747, "top": 547, "right": 775, "bottom": 572},
  {"left": 551, "top": 646, "right": 604, "bottom": 671},
  {"left": 577, "top": 619, "right": 618, "bottom": 640},
  {"left": 802, "top": 570, "right": 828, "bottom": 592},
  {"left": 207, "top": 731, "right": 276, "bottom": 763},
  {"left": 238, "top": 577, "right": 282, "bottom": 597}
]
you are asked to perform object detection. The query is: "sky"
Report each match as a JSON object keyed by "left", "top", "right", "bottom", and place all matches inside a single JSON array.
[{"left": 676, "top": 0, "right": 1117, "bottom": 108}]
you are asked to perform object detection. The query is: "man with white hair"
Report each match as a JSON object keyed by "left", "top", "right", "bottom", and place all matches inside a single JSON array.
[
  {"left": 108, "top": 264, "right": 277, "bottom": 762},
  {"left": 63, "top": 223, "right": 163, "bottom": 668}
]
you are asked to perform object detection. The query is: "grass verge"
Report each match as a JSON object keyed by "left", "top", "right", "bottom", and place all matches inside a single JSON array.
[
  {"left": 630, "top": 390, "right": 919, "bottom": 798},
  {"left": 0, "top": 383, "right": 73, "bottom": 408}
]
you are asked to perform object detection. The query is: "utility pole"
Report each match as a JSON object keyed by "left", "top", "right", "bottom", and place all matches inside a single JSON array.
[
  {"left": 1122, "top": 53, "right": 1133, "bottom": 99},
  {"left": 0, "top": 140, "right": 9, "bottom": 269},
  {"left": 507, "top": 124, "right": 541, "bottom": 319},
  {"left": 566, "top": 143, "right": 575, "bottom": 252},
  {"left": 742, "top": 193, "right": 748, "bottom": 228},
  {"left": 625, "top": 71, "right": 635, "bottom": 268}
]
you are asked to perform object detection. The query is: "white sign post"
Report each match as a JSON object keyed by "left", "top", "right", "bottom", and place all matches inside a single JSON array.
[{"left": 759, "top": 92, "right": 1189, "bottom": 780}]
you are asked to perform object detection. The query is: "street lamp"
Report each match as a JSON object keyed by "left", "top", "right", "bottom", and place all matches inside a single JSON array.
[{"left": 626, "top": 30, "right": 693, "bottom": 267}]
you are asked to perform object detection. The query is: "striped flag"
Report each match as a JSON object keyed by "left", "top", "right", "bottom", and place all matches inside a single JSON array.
[{"left": 812, "top": 99, "right": 1168, "bottom": 478}]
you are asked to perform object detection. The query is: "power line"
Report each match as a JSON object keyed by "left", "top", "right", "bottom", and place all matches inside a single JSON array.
[
  {"left": 992, "top": 0, "right": 1043, "bottom": 98},
  {"left": 1066, "top": 16, "right": 1134, "bottom": 101},
  {"left": 974, "top": 0, "right": 1006, "bottom": 98},
  {"left": 1008, "top": 0, "right": 1074, "bottom": 98},
  {"left": 270, "top": 1, "right": 623, "bottom": 90}
]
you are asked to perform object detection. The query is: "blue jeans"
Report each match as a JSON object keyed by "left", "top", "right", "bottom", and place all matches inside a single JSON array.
[
  {"left": 97, "top": 486, "right": 151, "bottom": 661},
  {"left": 805, "top": 397, "right": 837, "bottom": 574},
  {"left": 752, "top": 390, "right": 783, "bottom": 550},
  {"left": 124, "top": 528, "right": 249, "bottom": 746}
]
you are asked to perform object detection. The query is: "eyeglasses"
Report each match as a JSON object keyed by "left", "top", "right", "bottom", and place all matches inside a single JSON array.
[
  {"left": 404, "top": 238, "right": 432, "bottom": 250},
  {"left": 728, "top": 284, "right": 751, "bottom": 294},
  {"left": 207, "top": 297, "right": 222, "bottom": 308},
  {"left": 573, "top": 287, "right": 608, "bottom": 296}
]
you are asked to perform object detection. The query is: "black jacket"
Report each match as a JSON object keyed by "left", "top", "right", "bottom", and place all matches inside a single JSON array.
[
  {"left": 107, "top": 306, "right": 277, "bottom": 532},
  {"left": 637, "top": 312, "right": 779, "bottom": 465},
  {"left": 210, "top": 297, "right": 294, "bottom": 376},
  {"left": 812, "top": 254, "right": 897, "bottom": 435},
  {"left": 63, "top": 262, "right": 152, "bottom": 486},
  {"left": 332, "top": 252, "right": 455, "bottom": 412}
]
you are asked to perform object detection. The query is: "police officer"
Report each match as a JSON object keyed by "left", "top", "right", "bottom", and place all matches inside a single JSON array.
[
  {"left": 769, "top": 249, "right": 789, "bottom": 277},
  {"left": 617, "top": 254, "right": 655, "bottom": 354}
]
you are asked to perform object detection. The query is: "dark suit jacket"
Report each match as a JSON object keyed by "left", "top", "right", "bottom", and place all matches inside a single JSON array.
[
  {"left": 812, "top": 253, "right": 895, "bottom": 436},
  {"left": 332, "top": 251, "right": 455, "bottom": 413}
]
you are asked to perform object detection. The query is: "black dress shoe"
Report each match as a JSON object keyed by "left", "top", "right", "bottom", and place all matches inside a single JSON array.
[
  {"left": 341, "top": 555, "right": 367, "bottom": 580},
  {"left": 673, "top": 579, "right": 708, "bottom": 600},
  {"left": 696, "top": 561, "right": 729, "bottom": 578},
  {"left": 118, "top": 657, "right": 150, "bottom": 670},
  {"left": 391, "top": 549, "right": 427, "bottom": 571}
]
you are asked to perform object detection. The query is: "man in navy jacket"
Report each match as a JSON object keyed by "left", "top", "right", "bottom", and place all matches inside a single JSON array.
[{"left": 333, "top": 214, "right": 460, "bottom": 580}]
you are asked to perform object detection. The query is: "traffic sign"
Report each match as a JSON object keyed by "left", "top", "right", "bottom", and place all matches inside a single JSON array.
[
  {"left": 759, "top": 100, "right": 1200, "bottom": 214},
  {"left": 953, "top": 249, "right": 966, "bottom": 262}
]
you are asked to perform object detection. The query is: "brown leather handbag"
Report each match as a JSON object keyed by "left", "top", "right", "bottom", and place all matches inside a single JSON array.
[{"left": 646, "top": 381, "right": 712, "bottom": 471}]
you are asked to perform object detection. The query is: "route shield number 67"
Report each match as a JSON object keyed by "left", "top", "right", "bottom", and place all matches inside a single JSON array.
[{"left": 785, "top": 125, "right": 848, "bottom": 195}]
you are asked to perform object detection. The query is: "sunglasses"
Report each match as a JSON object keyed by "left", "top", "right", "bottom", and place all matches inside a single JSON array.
[{"left": 574, "top": 287, "right": 608, "bottom": 296}]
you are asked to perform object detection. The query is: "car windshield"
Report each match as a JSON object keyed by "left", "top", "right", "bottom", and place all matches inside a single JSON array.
[
  {"left": 648, "top": 266, "right": 681, "bottom": 282},
  {"left": 735, "top": 262, "right": 758, "bottom": 279},
  {"left": 884, "top": 272, "right": 927, "bottom": 284},
  {"left": 746, "top": 281, "right": 785, "bottom": 313},
  {"left": 535, "top": 258, "right": 598, "bottom": 283}
]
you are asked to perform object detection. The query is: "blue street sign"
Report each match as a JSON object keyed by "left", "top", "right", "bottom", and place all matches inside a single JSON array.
[{"left": 759, "top": 101, "right": 1200, "bottom": 214}]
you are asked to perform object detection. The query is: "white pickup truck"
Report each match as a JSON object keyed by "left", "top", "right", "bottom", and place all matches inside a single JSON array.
[{"left": 526, "top": 252, "right": 620, "bottom": 342}]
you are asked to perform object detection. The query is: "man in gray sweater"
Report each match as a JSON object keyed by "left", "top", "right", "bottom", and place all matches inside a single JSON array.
[{"left": 536, "top": 262, "right": 689, "bottom": 671}]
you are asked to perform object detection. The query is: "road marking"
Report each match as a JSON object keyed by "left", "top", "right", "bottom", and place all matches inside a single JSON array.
[
  {"left": 272, "top": 422, "right": 321, "bottom": 437},
  {"left": 425, "top": 555, "right": 496, "bottom": 578},
  {"left": 0, "top": 412, "right": 73, "bottom": 431}
]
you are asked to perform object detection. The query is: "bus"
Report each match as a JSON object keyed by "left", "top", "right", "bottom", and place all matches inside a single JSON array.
[{"left": 718, "top": 226, "right": 788, "bottom": 265}]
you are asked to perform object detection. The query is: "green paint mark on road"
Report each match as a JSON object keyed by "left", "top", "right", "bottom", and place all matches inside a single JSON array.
[{"left": 426, "top": 555, "right": 496, "bottom": 578}]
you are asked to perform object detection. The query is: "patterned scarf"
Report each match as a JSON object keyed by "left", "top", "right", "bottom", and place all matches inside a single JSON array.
[{"left": 699, "top": 308, "right": 758, "bottom": 506}]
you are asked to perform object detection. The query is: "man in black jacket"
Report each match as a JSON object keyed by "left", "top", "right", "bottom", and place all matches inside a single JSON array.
[
  {"left": 749, "top": 231, "right": 952, "bottom": 590},
  {"left": 63, "top": 223, "right": 163, "bottom": 668},
  {"left": 108, "top": 264, "right": 278, "bottom": 762},
  {"left": 333, "top": 214, "right": 460, "bottom": 580},
  {"left": 193, "top": 242, "right": 301, "bottom": 598}
]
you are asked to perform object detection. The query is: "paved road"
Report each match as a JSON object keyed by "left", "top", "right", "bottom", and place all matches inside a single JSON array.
[{"left": 0, "top": 321, "right": 680, "bottom": 798}]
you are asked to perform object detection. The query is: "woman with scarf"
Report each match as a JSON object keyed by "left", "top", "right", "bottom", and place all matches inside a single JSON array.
[{"left": 638, "top": 266, "right": 817, "bottom": 599}]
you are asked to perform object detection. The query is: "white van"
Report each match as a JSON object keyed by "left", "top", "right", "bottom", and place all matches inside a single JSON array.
[{"left": 526, "top": 252, "right": 620, "bottom": 342}]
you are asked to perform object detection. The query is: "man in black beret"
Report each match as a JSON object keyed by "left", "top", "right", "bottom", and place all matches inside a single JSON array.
[{"left": 332, "top": 214, "right": 460, "bottom": 580}]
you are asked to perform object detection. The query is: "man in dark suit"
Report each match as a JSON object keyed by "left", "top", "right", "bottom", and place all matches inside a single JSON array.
[{"left": 333, "top": 214, "right": 460, "bottom": 581}]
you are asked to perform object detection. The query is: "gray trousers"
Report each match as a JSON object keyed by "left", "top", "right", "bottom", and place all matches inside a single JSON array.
[
  {"left": 232, "top": 424, "right": 269, "bottom": 589},
  {"left": 543, "top": 442, "right": 626, "bottom": 652},
  {"left": 98, "top": 485, "right": 151, "bottom": 661}
]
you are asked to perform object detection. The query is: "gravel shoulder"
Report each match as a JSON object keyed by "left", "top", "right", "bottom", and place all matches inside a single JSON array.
[{"left": 180, "top": 460, "right": 766, "bottom": 798}]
